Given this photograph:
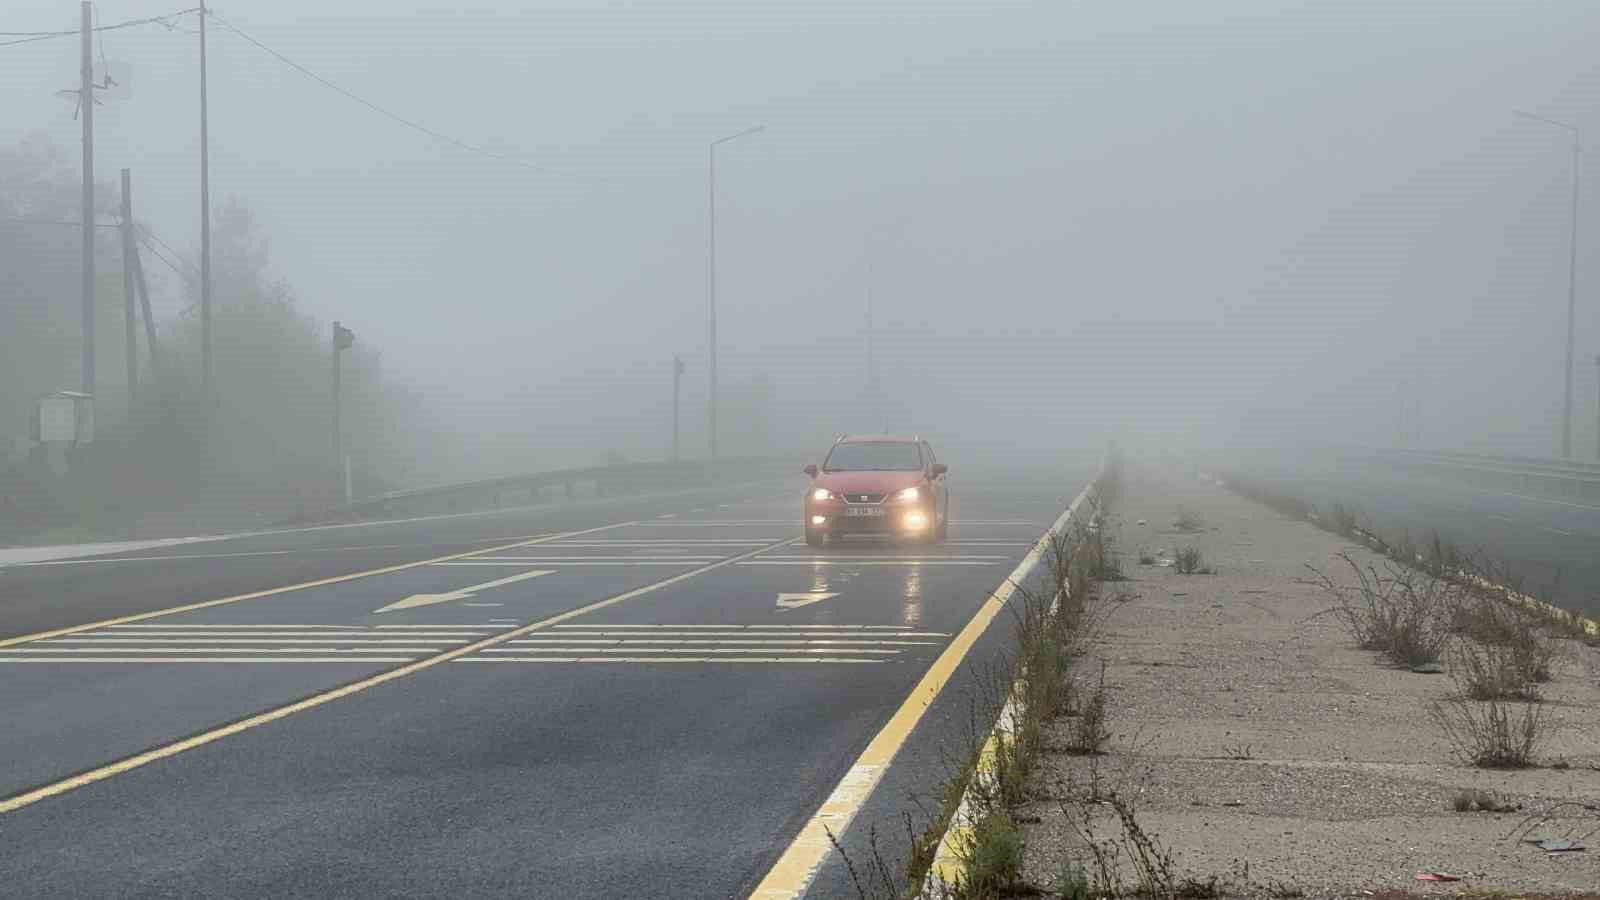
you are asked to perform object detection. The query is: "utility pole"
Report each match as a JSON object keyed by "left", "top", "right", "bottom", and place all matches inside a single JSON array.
[
  {"left": 199, "top": 0, "right": 213, "bottom": 400},
  {"left": 130, "top": 233, "right": 161, "bottom": 381},
  {"left": 331, "top": 321, "right": 355, "bottom": 501},
  {"left": 672, "top": 354, "right": 685, "bottom": 462},
  {"left": 80, "top": 1, "right": 95, "bottom": 400},
  {"left": 707, "top": 124, "right": 764, "bottom": 459},
  {"left": 119, "top": 169, "right": 138, "bottom": 410}
]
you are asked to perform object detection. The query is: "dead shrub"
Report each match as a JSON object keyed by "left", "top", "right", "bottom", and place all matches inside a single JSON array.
[
  {"left": 1305, "top": 554, "right": 1458, "bottom": 668},
  {"left": 1172, "top": 547, "right": 1209, "bottom": 575},
  {"left": 1428, "top": 690, "right": 1547, "bottom": 768},
  {"left": 1173, "top": 507, "right": 1206, "bottom": 533}
]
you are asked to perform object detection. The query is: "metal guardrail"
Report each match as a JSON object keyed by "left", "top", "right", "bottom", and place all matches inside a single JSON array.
[
  {"left": 285, "top": 457, "right": 788, "bottom": 525},
  {"left": 1344, "top": 445, "right": 1600, "bottom": 503}
]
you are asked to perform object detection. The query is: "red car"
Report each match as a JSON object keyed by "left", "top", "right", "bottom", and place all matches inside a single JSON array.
[{"left": 802, "top": 435, "right": 949, "bottom": 546}]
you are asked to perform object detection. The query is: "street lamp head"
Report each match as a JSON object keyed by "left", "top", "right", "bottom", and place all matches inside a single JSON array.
[
  {"left": 1515, "top": 109, "right": 1579, "bottom": 136},
  {"left": 712, "top": 124, "right": 766, "bottom": 147}
]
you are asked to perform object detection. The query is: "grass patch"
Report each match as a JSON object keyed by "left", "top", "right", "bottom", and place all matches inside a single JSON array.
[{"left": 1065, "top": 662, "right": 1111, "bottom": 756}]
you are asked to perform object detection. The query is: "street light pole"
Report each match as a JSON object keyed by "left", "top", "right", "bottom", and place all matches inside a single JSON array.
[
  {"left": 707, "top": 124, "right": 764, "bottom": 459},
  {"left": 673, "top": 354, "right": 685, "bottom": 463},
  {"left": 1516, "top": 110, "right": 1581, "bottom": 458}
]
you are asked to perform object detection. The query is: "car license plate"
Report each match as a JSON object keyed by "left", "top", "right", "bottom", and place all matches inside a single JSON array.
[{"left": 845, "top": 507, "right": 885, "bottom": 517}]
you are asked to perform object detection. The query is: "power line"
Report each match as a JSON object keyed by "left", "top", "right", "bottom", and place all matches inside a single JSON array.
[
  {"left": 135, "top": 222, "right": 199, "bottom": 278},
  {"left": 211, "top": 14, "right": 624, "bottom": 184},
  {"left": 0, "top": 215, "right": 119, "bottom": 229},
  {"left": 0, "top": 6, "right": 198, "bottom": 48},
  {"left": 136, "top": 232, "right": 192, "bottom": 282}
]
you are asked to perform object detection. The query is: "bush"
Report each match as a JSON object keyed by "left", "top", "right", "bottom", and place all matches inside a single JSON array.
[
  {"left": 1174, "top": 507, "right": 1206, "bottom": 533},
  {"left": 1172, "top": 547, "right": 1209, "bottom": 575},
  {"left": 1306, "top": 554, "right": 1458, "bottom": 668},
  {"left": 1428, "top": 692, "right": 1546, "bottom": 768},
  {"left": 1066, "top": 663, "right": 1111, "bottom": 755}
]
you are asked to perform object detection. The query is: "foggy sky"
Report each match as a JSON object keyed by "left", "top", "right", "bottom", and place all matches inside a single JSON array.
[{"left": 5, "top": 0, "right": 1599, "bottom": 478}]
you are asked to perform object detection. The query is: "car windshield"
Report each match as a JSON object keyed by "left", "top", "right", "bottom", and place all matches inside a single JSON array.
[{"left": 823, "top": 442, "right": 924, "bottom": 472}]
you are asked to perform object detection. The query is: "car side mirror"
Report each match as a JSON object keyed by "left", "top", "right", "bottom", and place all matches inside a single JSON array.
[
  {"left": 930, "top": 463, "right": 948, "bottom": 478},
  {"left": 803, "top": 464, "right": 819, "bottom": 478}
]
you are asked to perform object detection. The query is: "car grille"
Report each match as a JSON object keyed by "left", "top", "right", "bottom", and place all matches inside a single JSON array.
[{"left": 842, "top": 493, "right": 886, "bottom": 504}]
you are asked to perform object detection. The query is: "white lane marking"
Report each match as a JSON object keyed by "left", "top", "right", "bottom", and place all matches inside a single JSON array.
[
  {"left": 777, "top": 591, "right": 839, "bottom": 610},
  {"left": 3, "top": 538, "right": 556, "bottom": 566},
  {"left": 477, "top": 647, "right": 900, "bottom": 655},
  {"left": 0, "top": 657, "right": 418, "bottom": 664},
  {"left": 551, "top": 624, "right": 918, "bottom": 630},
  {"left": 435, "top": 557, "right": 716, "bottom": 563},
  {"left": 657, "top": 514, "right": 679, "bottom": 519},
  {"left": 462, "top": 603, "right": 503, "bottom": 607},
  {"left": 1540, "top": 526, "right": 1574, "bottom": 536},
  {"left": 13, "top": 550, "right": 297, "bottom": 565},
  {"left": 1490, "top": 514, "right": 1518, "bottom": 524},
  {"left": 736, "top": 560, "right": 998, "bottom": 567},
  {"left": 540, "top": 540, "right": 769, "bottom": 545},
  {"left": 46, "top": 638, "right": 470, "bottom": 645},
  {"left": 759, "top": 555, "right": 1009, "bottom": 561},
  {"left": 376, "top": 569, "right": 554, "bottom": 613},
  {"left": 546, "top": 630, "right": 948, "bottom": 638},
  {"left": 104, "top": 624, "right": 493, "bottom": 632},
  {"left": 630, "top": 521, "right": 793, "bottom": 526},
  {"left": 463, "top": 556, "right": 723, "bottom": 561},
  {"left": 455, "top": 657, "right": 880, "bottom": 664},
  {"left": 506, "top": 639, "right": 939, "bottom": 646},
  {"left": 91, "top": 631, "right": 488, "bottom": 638},
  {"left": 6, "top": 647, "right": 444, "bottom": 654}
]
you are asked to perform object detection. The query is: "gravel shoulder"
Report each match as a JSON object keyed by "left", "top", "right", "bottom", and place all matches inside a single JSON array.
[{"left": 1016, "top": 464, "right": 1600, "bottom": 897}]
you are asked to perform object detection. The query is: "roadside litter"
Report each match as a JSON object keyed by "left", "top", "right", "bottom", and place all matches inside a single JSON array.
[{"left": 1525, "top": 838, "right": 1586, "bottom": 853}]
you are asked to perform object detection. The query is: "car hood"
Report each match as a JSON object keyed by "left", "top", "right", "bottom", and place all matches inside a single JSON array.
[{"left": 813, "top": 470, "right": 925, "bottom": 494}]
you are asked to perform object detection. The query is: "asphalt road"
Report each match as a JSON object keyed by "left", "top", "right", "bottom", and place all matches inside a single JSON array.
[
  {"left": 1227, "top": 449, "right": 1600, "bottom": 618},
  {"left": 0, "top": 465, "right": 1093, "bottom": 898}
]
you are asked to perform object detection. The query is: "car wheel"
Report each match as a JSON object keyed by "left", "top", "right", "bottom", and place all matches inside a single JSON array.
[{"left": 804, "top": 527, "right": 824, "bottom": 547}]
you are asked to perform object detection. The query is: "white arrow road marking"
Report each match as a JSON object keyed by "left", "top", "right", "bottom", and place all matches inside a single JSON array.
[
  {"left": 776, "top": 591, "right": 839, "bottom": 611},
  {"left": 376, "top": 569, "right": 554, "bottom": 613}
]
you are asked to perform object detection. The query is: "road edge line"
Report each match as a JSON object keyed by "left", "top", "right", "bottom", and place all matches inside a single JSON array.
[{"left": 746, "top": 470, "right": 1104, "bottom": 900}]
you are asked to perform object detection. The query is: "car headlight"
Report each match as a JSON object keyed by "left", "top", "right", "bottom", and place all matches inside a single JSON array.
[
  {"left": 894, "top": 487, "right": 920, "bottom": 502},
  {"left": 811, "top": 488, "right": 835, "bottom": 501}
]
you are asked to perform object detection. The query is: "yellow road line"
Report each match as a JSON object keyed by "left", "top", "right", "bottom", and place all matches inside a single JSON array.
[
  {"left": 747, "top": 484, "right": 1094, "bottom": 900},
  {"left": 0, "top": 524, "right": 626, "bottom": 650},
  {"left": 0, "top": 537, "right": 795, "bottom": 815}
]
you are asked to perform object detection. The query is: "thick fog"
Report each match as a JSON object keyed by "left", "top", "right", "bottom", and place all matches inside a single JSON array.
[{"left": 5, "top": 0, "right": 1600, "bottom": 487}]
